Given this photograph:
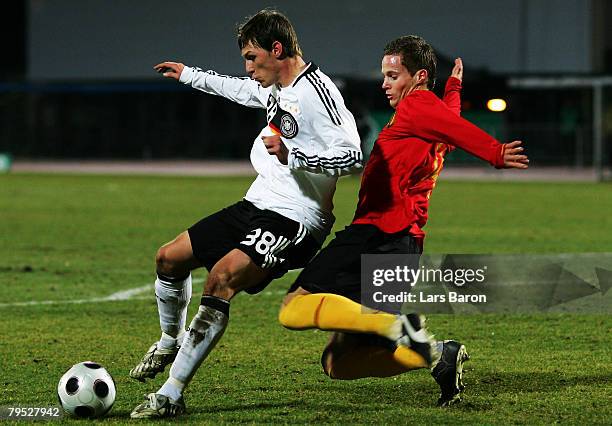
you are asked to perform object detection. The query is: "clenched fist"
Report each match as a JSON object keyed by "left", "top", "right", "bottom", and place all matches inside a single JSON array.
[{"left": 262, "top": 135, "right": 289, "bottom": 165}]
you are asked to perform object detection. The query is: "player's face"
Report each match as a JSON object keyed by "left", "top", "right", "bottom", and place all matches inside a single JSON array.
[
  {"left": 241, "top": 42, "right": 280, "bottom": 88},
  {"left": 381, "top": 54, "right": 417, "bottom": 109}
]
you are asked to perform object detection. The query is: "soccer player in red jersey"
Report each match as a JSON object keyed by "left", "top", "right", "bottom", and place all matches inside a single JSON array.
[{"left": 277, "top": 35, "right": 529, "bottom": 406}]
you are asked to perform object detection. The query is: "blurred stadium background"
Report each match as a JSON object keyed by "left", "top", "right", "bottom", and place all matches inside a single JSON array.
[{"left": 1, "top": 0, "right": 612, "bottom": 180}]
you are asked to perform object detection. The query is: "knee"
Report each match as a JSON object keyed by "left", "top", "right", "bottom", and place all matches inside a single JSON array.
[
  {"left": 156, "top": 245, "right": 185, "bottom": 277},
  {"left": 278, "top": 289, "right": 310, "bottom": 328},
  {"left": 278, "top": 293, "right": 302, "bottom": 328}
]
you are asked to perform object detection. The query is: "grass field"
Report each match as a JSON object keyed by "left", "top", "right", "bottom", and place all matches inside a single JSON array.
[{"left": 1, "top": 173, "right": 611, "bottom": 424}]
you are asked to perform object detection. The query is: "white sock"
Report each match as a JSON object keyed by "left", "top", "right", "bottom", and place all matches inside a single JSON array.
[
  {"left": 155, "top": 273, "right": 192, "bottom": 351},
  {"left": 158, "top": 296, "right": 229, "bottom": 401}
]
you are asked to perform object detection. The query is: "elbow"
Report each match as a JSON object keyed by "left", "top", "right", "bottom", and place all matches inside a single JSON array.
[
  {"left": 333, "top": 149, "right": 364, "bottom": 176},
  {"left": 339, "top": 159, "right": 364, "bottom": 176}
]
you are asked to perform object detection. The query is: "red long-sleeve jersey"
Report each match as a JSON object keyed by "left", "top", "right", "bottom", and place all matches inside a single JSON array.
[{"left": 352, "top": 77, "right": 505, "bottom": 246}]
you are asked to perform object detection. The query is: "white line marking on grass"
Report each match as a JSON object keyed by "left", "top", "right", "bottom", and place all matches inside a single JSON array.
[
  {"left": 0, "top": 278, "right": 289, "bottom": 308},
  {"left": 103, "top": 284, "right": 153, "bottom": 301},
  {"left": 0, "top": 284, "right": 154, "bottom": 308}
]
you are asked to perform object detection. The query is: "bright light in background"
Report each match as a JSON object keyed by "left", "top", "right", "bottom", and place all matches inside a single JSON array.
[{"left": 487, "top": 98, "right": 507, "bottom": 112}]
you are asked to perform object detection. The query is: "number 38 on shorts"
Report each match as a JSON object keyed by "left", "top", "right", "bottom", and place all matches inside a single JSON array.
[
  {"left": 240, "top": 228, "right": 294, "bottom": 268},
  {"left": 240, "top": 228, "right": 288, "bottom": 254},
  {"left": 187, "top": 200, "right": 320, "bottom": 277}
]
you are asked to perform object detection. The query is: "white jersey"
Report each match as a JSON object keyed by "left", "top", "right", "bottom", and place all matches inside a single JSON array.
[{"left": 179, "top": 63, "right": 362, "bottom": 242}]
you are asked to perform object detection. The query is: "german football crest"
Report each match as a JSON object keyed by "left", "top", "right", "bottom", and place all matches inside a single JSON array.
[
  {"left": 269, "top": 106, "right": 299, "bottom": 139},
  {"left": 280, "top": 113, "right": 298, "bottom": 139}
]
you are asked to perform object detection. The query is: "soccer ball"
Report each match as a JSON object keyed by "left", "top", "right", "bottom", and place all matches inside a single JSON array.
[{"left": 57, "top": 361, "right": 116, "bottom": 418}]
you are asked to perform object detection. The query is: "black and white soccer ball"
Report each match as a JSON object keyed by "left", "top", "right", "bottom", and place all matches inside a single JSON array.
[{"left": 57, "top": 361, "right": 116, "bottom": 418}]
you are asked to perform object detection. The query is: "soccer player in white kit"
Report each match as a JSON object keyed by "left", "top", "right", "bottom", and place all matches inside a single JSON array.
[{"left": 130, "top": 9, "right": 362, "bottom": 418}]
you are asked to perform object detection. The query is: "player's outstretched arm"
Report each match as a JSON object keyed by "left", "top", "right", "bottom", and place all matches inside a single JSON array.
[
  {"left": 443, "top": 58, "right": 463, "bottom": 116},
  {"left": 501, "top": 140, "right": 529, "bottom": 169},
  {"left": 154, "top": 60, "right": 268, "bottom": 109},
  {"left": 154, "top": 61, "right": 185, "bottom": 80}
]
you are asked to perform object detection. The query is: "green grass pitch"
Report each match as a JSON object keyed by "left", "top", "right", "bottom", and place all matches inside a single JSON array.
[{"left": 0, "top": 173, "right": 611, "bottom": 424}]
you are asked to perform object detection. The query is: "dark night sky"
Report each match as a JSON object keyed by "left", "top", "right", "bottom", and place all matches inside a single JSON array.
[
  {"left": 5, "top": 1, "right": 612, "bottom": 82},
  {"left": 2, "top": 2, "right": 26, "bottom": 80}
]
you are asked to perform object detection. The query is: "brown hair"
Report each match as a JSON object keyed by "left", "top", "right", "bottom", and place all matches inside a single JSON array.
[
  {"left": 237, "top": 9, "right": 302, "bottom": 58},
  {"left": 384, "top": 35, "right": 437, "bottom": 89}
]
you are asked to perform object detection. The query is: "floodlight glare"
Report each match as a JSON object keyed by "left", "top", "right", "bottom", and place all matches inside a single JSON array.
[{"left": 487, "top": 98, "right": 507, "bottom": 112}]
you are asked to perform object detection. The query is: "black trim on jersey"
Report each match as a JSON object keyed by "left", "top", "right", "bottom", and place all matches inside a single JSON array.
[
  {"left": 311, "top": 73, "right": 342, "bottom": 124},
  {"left": 306, "top": 74, "right": 342, "bottom": 126},
  {"left": 320, "top": 150, "right": 361, "bottom": 167},
  {"left": 266, "top": 94, "right": 276, "bottom": 108},
  {"left": 266, "top": 94, "right": 278, "bottom": 122},
  {"left": 293, "top": 149, "right": 361, "bottom": 164},
  {"left": 293, "top": 152, "right": 359, "bottom": 170},
  {"left": 291, "top": 148, "right": 362, "bottom": 170},
  {"left": 319, "top": 151, "right": 361, "bottom": 167},
  {"left": 292, "top": 62, "right": 318, "bottom": 87},
  {"left": 204, "top": 70, "right": 251, "bottom": 81}
]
